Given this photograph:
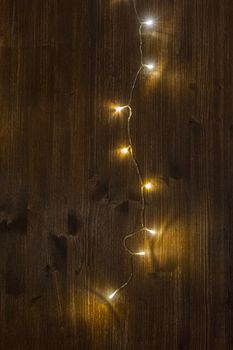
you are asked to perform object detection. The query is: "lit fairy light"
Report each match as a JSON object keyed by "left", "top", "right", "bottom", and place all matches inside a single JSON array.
[
  {"left": 145, "top": 228, "right": 157, "bottom": 235},
  {"left": 136, "top": 251, "right": 145, "bottom": 256},
  {"left": 143, "top": 182, "right": 153, "bottom": 190},
  {"left": 115, "top": 105, "right": 128, "bottom": 113},
  {"left": 106, "top": 0, "right": 160, "bottom": 301},
  {"left": 142, "top": 18, "right": 155, "bottom": 27},
  {"left": 108, "top": 291, "right": 118, "bottom": 300},
  {"left": 143, "top": 63, "right": 155, "bottom": 71},
  {"left": 120, "top": 146, "right": 131, "bottom": 155}
]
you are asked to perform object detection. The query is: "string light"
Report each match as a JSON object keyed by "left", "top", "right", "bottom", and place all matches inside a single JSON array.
[
  {"left": 142, "top": 18, "right": 155, "bottom": 27},
  {"left": 145, "top": 228, "right": 157, "bottom": 235},
  {"left": 143, "top": 63, "right": 155, "bottom": 71},
  {"left": 108, "top": 291, "right": 118, "bottom": 300},
  {"left": 143, "top": 182, "right": 153, "bottom": 190},
  {"left": 136, "top": 251, "right": 145, "bottom": 256},
  {"left": 119, "top": 146, "right": 131, "bottom": 155},
  {"left": 106, "top": 0, "right": 159, "bottom": 301},
  {"left": 115, "top": 105, "right": 128, "bottom": 113}
]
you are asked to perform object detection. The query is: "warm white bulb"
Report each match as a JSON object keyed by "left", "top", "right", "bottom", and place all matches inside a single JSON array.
[
  {"left": 108, "top": 291, "right": 117, "bottom": 300},
  {"left": 146, "top": 228, "right": 157, "bottom": 235},
  {"left": 144, "top": 63, "right": 155, "bottom": 70},
  {"left": 115, "top": 105, "right": 127, "bottom": 113},
  {"left": 143, "top": 18, "right": 155, "bottom": 27},
  {"left": 120, "top": 146, "right": 130, "bottom": 155},
  {"left": 144, "top": 182, "right": 153, "bottom": 190},
  {"left": 136, "top": 251, "right": 145, "bottom": 256}
]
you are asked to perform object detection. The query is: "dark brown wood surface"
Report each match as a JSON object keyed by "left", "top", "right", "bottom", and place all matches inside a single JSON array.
[{"left": 0, "top": 0, "right": 233, "bottom": 349}]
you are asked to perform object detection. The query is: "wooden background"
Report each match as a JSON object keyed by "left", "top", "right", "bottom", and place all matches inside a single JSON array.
[{"left": 0, "top": 0, "right": 232, "bottom": 349}]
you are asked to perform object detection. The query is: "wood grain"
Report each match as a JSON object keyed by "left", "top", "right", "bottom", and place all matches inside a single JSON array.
[{"left": 0, "top": 0, "right": 232, "bottom": 349}]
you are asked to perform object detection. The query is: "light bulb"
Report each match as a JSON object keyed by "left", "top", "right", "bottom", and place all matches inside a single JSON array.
[
  {"left": 120, "top": 146, "right": 130, "bottom": 155},
  {"left": 108, "top": 291, "right": 117, "bottom": 300},
  {"left": 115, "top": 105, "right": 127, "bottom": 113},
  {"left": 145, "top": 228, "right": 157, "bottom": 235},
  {"left": 142, "top": 18, "right": 155, "bottom": 27},
  {"left": 144, "top": 182, "right": 153, "bottom": 190},
  {"left": 143, "top": 63, "right": 155, "bottom": 71},
  {"left": 136, "top": 251, "right": 145, "bottom": 256}
]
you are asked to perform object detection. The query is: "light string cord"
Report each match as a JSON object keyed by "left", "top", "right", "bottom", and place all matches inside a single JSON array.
[{"left": 108, "top": 1, "right": 157, "bottom": 300}]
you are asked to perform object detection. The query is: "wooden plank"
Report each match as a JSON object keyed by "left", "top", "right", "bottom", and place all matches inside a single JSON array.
[{"left": 0, "top": 0, "right": 232, "bottom": 349}]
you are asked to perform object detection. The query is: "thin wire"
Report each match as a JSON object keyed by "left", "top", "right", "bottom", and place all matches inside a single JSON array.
[
  {"left": 127, "top": 106, "right": 145, "bottom": 227},
  {"left": 109, "top": 257, "right": 134, "bottom": 299},
  {"left": 123, "top": 228, "right": 144, "bottom": 255},
  {"left": 128, "top": 66, "right": 142, "bottom": 106},
  {"left": 132, "top": 0, "right": 141, "bottom": 22},
  {"left": 139, "top": 25, "right": 143, "bottom": 66},
  {"left": 132, "top": 1, "right": 143, "bottom": 66}
]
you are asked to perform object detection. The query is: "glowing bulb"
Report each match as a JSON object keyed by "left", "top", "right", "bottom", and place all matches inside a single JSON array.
[
  {"left": 120, "top": 146, "right": 130, "bottom": 155},
  {"left": 145, "top": 228, "right": 157, "bottom": 235},
  {"left": 136, "top": 251, "right": 145, "bottom": 256},
  {"left": 115, "top": 105, "right": 127, "bottom": 113},
  {"left": 143, "top": 63, "right": 155, "bottom": 71},
  {"left": 108, "top": 291, "right": 117, "bottom": 300},
  {"left": 144, "top": 182, "right": 153, "bottom": 190},
  {"left": 142, "top": 18, "right": 155, "bottom": 27}
]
